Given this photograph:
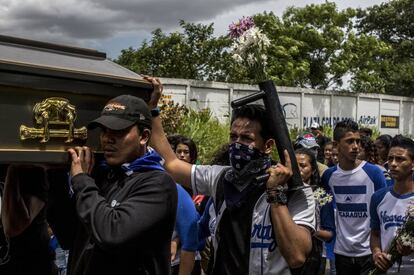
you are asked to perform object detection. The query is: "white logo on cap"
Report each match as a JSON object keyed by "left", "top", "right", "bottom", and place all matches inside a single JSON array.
[
  {"left": 111, "top": 200, "right": 120, "bottom": 207},
  {"left": 104, "top": 103, "right": 126, "bottom": 112}
]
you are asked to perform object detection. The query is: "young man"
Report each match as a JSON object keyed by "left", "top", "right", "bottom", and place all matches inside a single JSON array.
[
  {"left": 147, "top": 77, "right": 315, "bottom": 275},
  {"left": 48, "top": 94, "right": 177, "bottom": 275},
  {"left": 322, "top": 119, "right": 386, "bottom": 275},
  {"left": 370, "top": 135, "right": 414, "bottom": 274}
]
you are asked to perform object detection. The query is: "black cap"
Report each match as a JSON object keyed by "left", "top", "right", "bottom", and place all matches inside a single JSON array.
[{"left": 88, "top": 95, "right": 151, "bottom": 130}]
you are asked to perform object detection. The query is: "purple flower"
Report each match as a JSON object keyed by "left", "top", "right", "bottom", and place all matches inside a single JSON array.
[{"left": 228, "top": 16, "right": 255, "bottom": 38}]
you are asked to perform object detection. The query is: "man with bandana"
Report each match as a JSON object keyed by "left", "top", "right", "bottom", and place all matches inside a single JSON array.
[{"left": 147, "top": 77, "right": 315, "bottom": 275}]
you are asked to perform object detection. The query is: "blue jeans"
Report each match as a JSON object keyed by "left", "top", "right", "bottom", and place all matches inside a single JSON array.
[{"left": 330, "top": 258, "right": 337, "bottom": 275}]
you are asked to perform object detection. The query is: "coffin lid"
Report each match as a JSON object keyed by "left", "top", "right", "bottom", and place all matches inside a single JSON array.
[{"left": 0, "top": 34, "right": 151, "bottom": 89}]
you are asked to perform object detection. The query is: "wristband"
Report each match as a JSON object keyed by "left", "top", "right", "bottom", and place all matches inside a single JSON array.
[
  {"left": 266, "top": 186, "right": 288, "bottom": 205},
  {"left": 151, "top": 107, "right": 160, "bottom": 117}
]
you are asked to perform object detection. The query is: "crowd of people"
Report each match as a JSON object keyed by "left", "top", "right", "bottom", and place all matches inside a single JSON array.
[{"left": 0, "top": 77, "right": 413, "bottom": 275}]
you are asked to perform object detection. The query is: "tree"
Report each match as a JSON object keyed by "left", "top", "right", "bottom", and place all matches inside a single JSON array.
[
  {"left": 115, "top": 20, "right": 241, "bottom": 82},
  {"left": 254, "top": 2, "right": 400, "bottom": 94},
  {"left": 254, "top": 3, "right": 357, "bottom": 89},
  {"left": 356, "top": 0, "right": 414, "bottom": 96},
  {"left": 116, "top": 1, "right": 414, "bottom": 96}
]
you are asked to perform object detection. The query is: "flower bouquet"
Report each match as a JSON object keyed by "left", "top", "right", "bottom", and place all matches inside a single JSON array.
[
  {"left": 369, "top": 202, "right": 414, "bottom": 275},
  {"left": 313, "top": 187, "right": 333, "bottom": 206},
  {"left": 228, "top": 16, "right": 303, "bottom": 191},
  {"left": 228, "top": 16, "right": 270, "bottom": 83}
]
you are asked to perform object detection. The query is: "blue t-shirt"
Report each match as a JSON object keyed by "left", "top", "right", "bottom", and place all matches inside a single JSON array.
[{"left": 175, "top": 184, "right": 200, "bottom": 251}]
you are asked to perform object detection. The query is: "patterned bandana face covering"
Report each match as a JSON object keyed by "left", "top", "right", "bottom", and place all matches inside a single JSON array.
[
  {"left": 229, "top": 142, "right": 267, "bottom": 171},
  {"left": 227, "top": 142, "right": 271, "bottom": 190}
]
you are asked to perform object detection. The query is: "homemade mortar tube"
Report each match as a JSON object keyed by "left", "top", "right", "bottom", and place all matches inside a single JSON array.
[{"left": 231, "top": 80, "right": 303, "bottom": 191}]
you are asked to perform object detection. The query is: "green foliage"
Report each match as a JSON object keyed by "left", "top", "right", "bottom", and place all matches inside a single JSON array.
[
  {"left": 160, "top": 100, "right": 229, "bottom": 164},
  {"left": 176, "top": 109, "right": 230, "bottom": 164},
  {"left": 370, "top": 126, "right": 381, "bottom": 141},
  {"left": 322, "top": 126, "right": 333, "bottom": 139},
  {"left": 356, "top": 0, "right": 414, "bottom": 96},
  {"left": 115, "top": 20, "right": 240, "bottom": 82},
  {"left": 116, "top": 0, "right": 414, "bottom": 97},
  {"left": 254, "top": 3, "right": 357, "bottom": 89},
  {"left": 159, "top": 97, "right": 189, "bottom": 134},
  {"left": 288, "top": 126, "right": 301, "bottom": 141}
]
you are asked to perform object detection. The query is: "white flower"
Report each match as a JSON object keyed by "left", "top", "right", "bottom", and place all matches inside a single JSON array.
[
  {"left": 247, "top": 53, "right": 255, "bottom": 66},
  {"left": 398, "top": 232, "right": 414, "bottom": 250},
  {"left": 405, "top": 201, "right": 414, "bottom": 218},
  {"left": 232, "top": 54, "right": 243, "bottom": 64},
  {"left": 313, "top": 187, "right": 333, "bottom": 206},
  {"left": 229, "top": 24, "right": 270, "bottom": 82},
  {"left": 262, "top": 35, "right": 271, "bottom": 48}
]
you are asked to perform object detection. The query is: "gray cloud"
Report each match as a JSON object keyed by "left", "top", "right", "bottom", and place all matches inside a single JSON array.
[
  {"left": 0, "top": 0, "right": 385, "bottom": 58},
  {"left": 0, "top": 0, "right": 271, "bottom": 42}
]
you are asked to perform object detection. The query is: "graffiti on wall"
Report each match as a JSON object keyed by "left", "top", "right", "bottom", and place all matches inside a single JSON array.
[
  {"left": 279, "top": 102, "right": 378, "bottom": 128},
  {"left": 282, "top": 103, "right": 299, "bottom": 127},
  {"left": 358, "top": 115, "right": 377, "bottom": 125},
  {"left": 282, "top": 103, "right": 298, "bottom": 119},
  {"left": 302, "top": 115, "right": 378, "bottom": 128},
  {"left": 303, "top": 116, "right": 352, "bottom": 128}
]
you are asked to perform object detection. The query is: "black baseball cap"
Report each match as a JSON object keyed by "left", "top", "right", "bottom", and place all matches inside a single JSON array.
[{"left": 88, "top": 95, "right": 151, "bottom": 130}]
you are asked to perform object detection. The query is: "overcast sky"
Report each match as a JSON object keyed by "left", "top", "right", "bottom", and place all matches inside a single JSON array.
[{"left": 0, "top": 0, "right": 387, "bottom": 59}]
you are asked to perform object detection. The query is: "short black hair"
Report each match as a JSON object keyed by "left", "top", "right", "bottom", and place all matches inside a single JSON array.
[
  {"left": 359, "top": 127, "right": 373, "bottom": 137},
  {"left": 376, "top": 134, "right": 392, "bottom": 150},
  {"left": 333, "top": 119, "right": 359, "bottom": 142},
  {"left": 390, "top": 135, "right": 414, "bottom": 160},
  {"left": 231, "top": 104, "right": 271, "bottom": 141},
  {"left": 167, "top": 134, "right": 198, "bottom": 164},
  {"left": 137, "top": 124, "right": 148, "bottom": 135}
]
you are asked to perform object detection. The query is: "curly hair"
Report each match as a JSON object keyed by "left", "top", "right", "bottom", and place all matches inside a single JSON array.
[{"left": 359, "top": 135, "right": 378, "bottom": 164}]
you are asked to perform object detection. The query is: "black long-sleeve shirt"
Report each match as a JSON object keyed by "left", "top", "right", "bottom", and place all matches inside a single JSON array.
[{"left": 48, "top": 168, "right": 177, "bottom": 275}]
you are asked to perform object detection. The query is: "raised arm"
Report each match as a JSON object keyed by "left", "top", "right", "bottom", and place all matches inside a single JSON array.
[
  {"left": 266, "top": 151, "right": 314, "bottom": 268},
  {"left": 145, "top": 76, "right": 193, "bottom": 188}
]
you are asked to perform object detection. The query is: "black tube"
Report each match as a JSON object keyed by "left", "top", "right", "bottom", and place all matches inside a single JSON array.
[
  {"left": 231, "top": 91, "right": 265, "bottom": 108},
  {"left": 258, "top": 80, "right": 302, "bottom": 189},
  {"left": 230, "top": 81, "right": 303, "bottom": 190}
]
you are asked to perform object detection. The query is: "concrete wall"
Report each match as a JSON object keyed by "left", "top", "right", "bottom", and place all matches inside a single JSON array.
[{"left": 160, "top": 78, "right": 414, "bottom": 136}]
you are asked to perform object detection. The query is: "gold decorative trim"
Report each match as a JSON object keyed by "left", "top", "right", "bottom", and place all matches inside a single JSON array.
[{"left": 20, "top": 97, "right": 87, "bottom": 143}]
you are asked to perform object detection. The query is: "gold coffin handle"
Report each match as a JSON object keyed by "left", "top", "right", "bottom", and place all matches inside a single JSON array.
[
  {"left": 19, "top": 97, "right": 88, "bottom": 143},
  {"left": 20, "top": 125, "right": 88, "bottom": 143}
]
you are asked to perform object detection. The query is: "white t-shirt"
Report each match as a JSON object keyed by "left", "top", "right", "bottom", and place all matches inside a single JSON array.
[
  {"left": 191, "top": 164, "right": 315, "bottom": 275},
  {"left": 322, "top": 161, "right": 386, "bottom": 257},
  {"left": 370, "top": 186, "right": 414, "bottom": 274}
]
